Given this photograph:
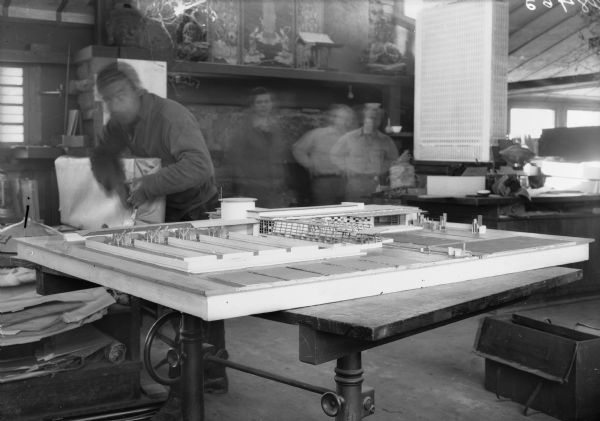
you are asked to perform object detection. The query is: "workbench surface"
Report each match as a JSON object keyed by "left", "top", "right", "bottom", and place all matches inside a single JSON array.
[{"left": 15, "top": 224, "right": 591, "bottom": 320}]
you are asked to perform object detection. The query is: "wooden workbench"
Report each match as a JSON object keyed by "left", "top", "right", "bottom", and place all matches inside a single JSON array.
[
  {"left": 377, "top": 193, "right": 600, "bottom": 294},
  {"left": 13, "top": 225, "right": 590, "bottom": 420},
  {"left": 265, "top": 266, "right": 581, "bottom": 419}
]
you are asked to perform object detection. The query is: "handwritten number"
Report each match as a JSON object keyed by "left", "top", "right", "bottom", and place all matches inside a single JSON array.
[
  {"left": 577, "top": 0, "right": 590, "bottom": 12},
  {"left": 543, "top": 0, "right": 552, "bottom": 6},
  {"left": 557, "top": 0, "right": 575, "bottom": 12},
  {"left": 526, "top": 0, "right": 536, "bottom": 10}
]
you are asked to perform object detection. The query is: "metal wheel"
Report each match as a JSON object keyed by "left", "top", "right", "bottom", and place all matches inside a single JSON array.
[{"left": 143, "top": 311, "right": 183, "bottom": 385}]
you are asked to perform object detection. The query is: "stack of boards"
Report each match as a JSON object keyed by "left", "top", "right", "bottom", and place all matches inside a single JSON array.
[{"left": 85, "top": 232, "right": 382, "bottom": 274}]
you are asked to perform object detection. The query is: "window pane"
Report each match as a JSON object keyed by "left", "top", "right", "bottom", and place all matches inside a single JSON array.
[
  {"left": 0, "top": 95, "right": 23, "bottom": 105},
  {"left": 0, "top": 75, "right": 23, "bottom": 85},
  {"left": 0, "top": 67, "right": 22, "bottom": 77},
  {"left": 0, "top": 66, "right": 24, "bottom": 143},
  {"left": 0, "top": 105, "right": 23, "bottom": 115},
  {"left": 0, "top": 133, "right": 24, "bottom": 142},
  {"left": 0, "top": 124, "right": 24, "bottom": 134},
  {"left": 567, "top": 110, "right": 600, "bottom": 128},
  {"left": 510, "top": 108, "right": 555, "bottom": 139},
  {"left": 0, "top": 114, "right": 23, "bottom": 124},
  {"left": 0, "top": 86, "right": 23, "bottom": 96}
]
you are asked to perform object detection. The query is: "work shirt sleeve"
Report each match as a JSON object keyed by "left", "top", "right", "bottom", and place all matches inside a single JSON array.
[
  {"left": 292, "top": 131, "right": 315, "bottom": 172},
  {"left": 382, "top": 135, "right": 400, "bottom": 172},
  {"left": 140, "top": 109, "right": 214, "bottom": 198},
  {"left": 331, "top": 133, "right": 350, "bottom": 173}
]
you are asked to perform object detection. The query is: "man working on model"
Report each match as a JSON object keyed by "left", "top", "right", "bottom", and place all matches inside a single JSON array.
[{"left": 90, "top": 61, "right": 225, "bottom": 421}]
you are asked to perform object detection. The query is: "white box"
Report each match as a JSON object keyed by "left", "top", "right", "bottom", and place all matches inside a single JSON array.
[
  {"left": 55, "top": 156, "right": 165, "bottom": 229},
  {"left": 414, "top": 1, "right": 508, "bottom": 162},
  {"left": 426, "top": 176, "right": 485, "bottom": 197}
]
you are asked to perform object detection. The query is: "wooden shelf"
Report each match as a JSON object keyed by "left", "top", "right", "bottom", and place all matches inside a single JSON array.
[
  {"left": 169, "top": 60, "right": 410, "bottom": 87},
  {"left": 9, "top": 146, "right": 64, "bottom": 160},
  {"left": 0, "top": 49, "right": 68, "bottom": 65}
]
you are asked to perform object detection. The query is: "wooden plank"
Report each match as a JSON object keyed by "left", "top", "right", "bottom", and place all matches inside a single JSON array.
[
  {"left": 133, "top": 240, "right": 213, "bottom": 259},
  {"left": 509, "top": 5, "right": 577, "bottom": 54},
  {"left": 286, "top": 262, "right": 358, "bottom": 276},
  {"left": 509, "top": 14, "right": 588, "bottom": 73},
  {"left": 267, "top": 267, "right": 583, "bottom": 343},
  {"left": 206, "top": 271, "right": 283, "bottom": 287},
  {"left": 444, "top": 236, "right": 575, "bottom": 255},
  {"left": 85, "top": 239, "right": 217, "bottom": 271},
  {"left": 168, "top": 237, "right": 254, "bottom": 260},
  {"left": 248, "top": 267, "right": 321, "bottom": 281},
  {"left": 226, "top": 232, "right": 320, "bottom": 251},
  {"left": 302, "top": 258, "right": 389, "bottom": 272},
  {"left": 195, "top": 234, "right": 286, "bottom": 256}
]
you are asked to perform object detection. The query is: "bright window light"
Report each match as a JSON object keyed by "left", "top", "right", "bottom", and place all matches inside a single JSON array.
[
  {"left": 567, "top": 110, "right": 600, "bottom": 128},
  {"left": 510, "top": 108, "right": 555, "bottom": 139},
  {"left": 0, "top": 66, "right": 24, "bottom": 143}
]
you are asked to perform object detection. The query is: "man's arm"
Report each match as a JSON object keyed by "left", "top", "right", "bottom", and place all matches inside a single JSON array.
[
  {"left": 90, "top": 123, "right": 129, "bottom": 203},
  {"left": 292, "top": 130, "right": 316, "bottom": 172},
  {"left": 138, "top": 112, "right": 214, "bottom": 199}
]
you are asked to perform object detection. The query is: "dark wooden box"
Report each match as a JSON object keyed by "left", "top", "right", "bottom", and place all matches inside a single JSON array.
[
  {"left": 474, "top": 314, "right": 600, "bottom": 421},
  {"left": 0, "top": 359, "right": 141, "bottom": 419}
]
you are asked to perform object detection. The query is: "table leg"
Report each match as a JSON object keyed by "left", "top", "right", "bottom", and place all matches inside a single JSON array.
[
  {"left": 335, "top": 352, "right": 364, "bottom": 421},
  {"left": 180, "top": 313, "right": 205, "bottom": 421}
]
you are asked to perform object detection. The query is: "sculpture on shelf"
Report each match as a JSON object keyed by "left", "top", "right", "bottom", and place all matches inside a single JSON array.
[
  {"left": 362, "top": 0, "right": 406, "bottom": 75},
  {"left": 105, "top": 0, "right": 146, "bottom": 48},
  {"left": 243, "top": 0, "right": 293, "bottom": 67},
  {"left": 175, "top": 15, "right": 209, "bottom": 62}
]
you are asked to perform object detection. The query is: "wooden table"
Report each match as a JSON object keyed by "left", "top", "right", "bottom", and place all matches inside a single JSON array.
[
  {"left": 14, "top": 225, "right": 589, "bottom": 420},
  {"left": 263, "top": 266, "right": 581, "bottom": 420}
]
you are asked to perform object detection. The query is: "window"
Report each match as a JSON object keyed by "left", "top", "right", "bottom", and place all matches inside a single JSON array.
[
  {"left": 509, "top": 108, "right": 555, "bottom": 139},
  {"left": 567, "top": 110, "right": 600, "bottom": 128},
  {"left": 0, "top": 66, "right": 24, "bottom": 143}
]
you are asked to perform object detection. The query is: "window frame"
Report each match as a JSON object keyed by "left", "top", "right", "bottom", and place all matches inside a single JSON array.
[
  {"left": 0, "top": 64, "right": 42, "bottom": 146},
  {"left": 509, "top": 106, "right": 557, "bottom": 139},
  {"left": 0, "top": 65, "right": 25, "bottom": 144},
  {"left": 566, "top": 109, "right": 600, "bottom": 128}
]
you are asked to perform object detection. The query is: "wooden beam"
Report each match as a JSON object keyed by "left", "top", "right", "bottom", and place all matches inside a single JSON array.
[
  {"left": 169, "top": 61, "right": 409, "bottom": 87},
  {"left": 509, "top": 6, "right": 578, "bottom": 54},
  {"left": 509, "top": 15, "right": 588, "bottom": 73},
  {"left": 508, "top": 72, "right": 600, "bottom": 95},
  {"left": 0, "top": 48, "right": 68, "bottom": 64}
]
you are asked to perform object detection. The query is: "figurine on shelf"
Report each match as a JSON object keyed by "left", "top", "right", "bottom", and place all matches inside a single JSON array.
[
  {"left": 105, "top": 0, "right": 146, "bottom": 48},
  {"left": 175, "top": 15, "right": 209, "bottom": 62}
]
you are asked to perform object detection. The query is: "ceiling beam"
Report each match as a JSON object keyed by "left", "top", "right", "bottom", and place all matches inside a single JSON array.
[
  {"left": 508, "top": 72, "right": 600, "bottom": 95},
  {"left": 509, "top": 16, "right": 589, "bottom": 73},
  {"left": 509, "top": 7, "right": 577, "bottom": 54}
]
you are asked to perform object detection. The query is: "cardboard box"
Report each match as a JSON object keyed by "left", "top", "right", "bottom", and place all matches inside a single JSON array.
[
  {"left": 474, "top": 314, "right": 600, "bottom": 421},
  {"left": 426, "top": 175, "right": 485, "bottom": 196}
]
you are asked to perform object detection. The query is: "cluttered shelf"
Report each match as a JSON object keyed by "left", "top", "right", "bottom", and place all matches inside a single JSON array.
[{"left": 169, "top": 60, "right": 412, "bottom": 86}]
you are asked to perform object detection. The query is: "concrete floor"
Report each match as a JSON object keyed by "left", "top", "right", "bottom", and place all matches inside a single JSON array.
[{"left": 141, "top": 293, "right": 600, "bottom": 421}]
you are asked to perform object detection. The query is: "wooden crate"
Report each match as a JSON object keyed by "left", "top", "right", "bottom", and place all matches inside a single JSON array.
[
  {"left": 0, "top": 360, "right": 141, "bottom": 419},
  {"left": 475, "top": 314, "right": 600, "bottom": 421}
]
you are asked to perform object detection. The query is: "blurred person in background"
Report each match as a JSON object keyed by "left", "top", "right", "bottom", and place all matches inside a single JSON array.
[
  {"left": 331, "top": 104, "right": 399, "bottom": 201},
  {"left": 293, "top": 104, "right": 355, "bottom": 205}
]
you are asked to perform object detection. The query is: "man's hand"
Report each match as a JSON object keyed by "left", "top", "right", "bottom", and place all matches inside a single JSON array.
[
  {"left": 127, "top": 178, "right": 149, "bottom": 208},
  {"left": 90, "top": 148, "right": 126, "bottom": 192}
]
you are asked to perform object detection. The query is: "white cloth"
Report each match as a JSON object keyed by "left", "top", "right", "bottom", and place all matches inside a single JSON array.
[{"left": 55, "top": 156, "right": 165, "bottom": 229}]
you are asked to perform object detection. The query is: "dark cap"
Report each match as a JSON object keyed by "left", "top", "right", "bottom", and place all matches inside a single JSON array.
[{"left": 96, "top": 61, "right": 142, "bottom": 92}]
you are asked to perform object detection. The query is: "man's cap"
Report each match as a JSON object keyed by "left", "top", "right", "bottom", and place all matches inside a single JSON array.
[{"left": 96, "top": 61, "right": 142, "bottom": 91}]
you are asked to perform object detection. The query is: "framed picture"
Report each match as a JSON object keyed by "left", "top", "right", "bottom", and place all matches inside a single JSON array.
[
  {"left": 210, "top": 0, "right": 241, "bottom": 64},
  {"left": 242, "top": 0, "right": 294, "bottom": 67}
]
